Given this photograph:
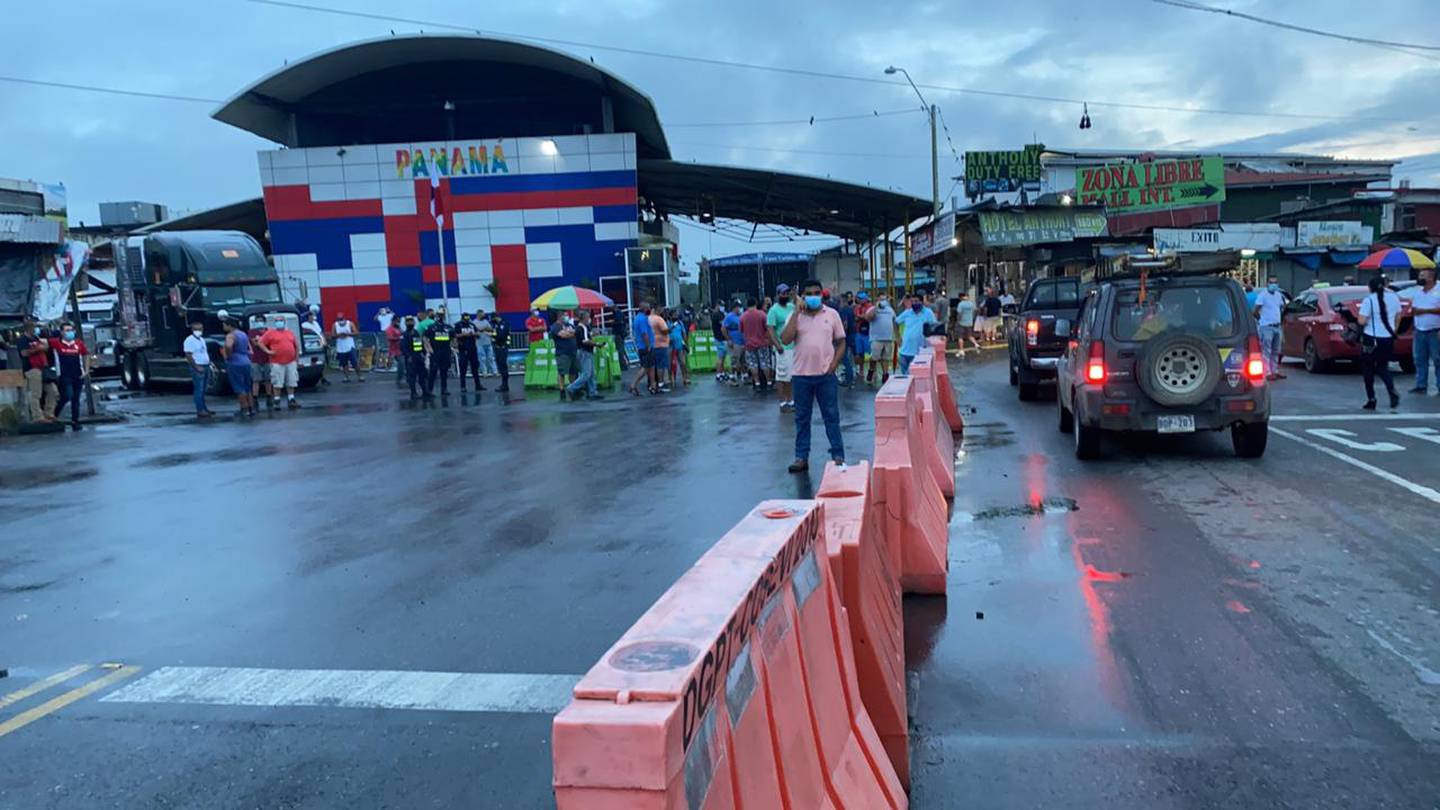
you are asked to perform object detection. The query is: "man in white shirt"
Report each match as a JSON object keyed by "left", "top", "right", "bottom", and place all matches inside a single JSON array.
[
  {"left": 1252, "top": 276, "right": 1288, "bottom": 380},
  {"left": 332, "top": 312, "right": 363, "bottom": 383},
  {"left": 1358, "top": 277, "right": 1403, "bottom": 410},
  {"left": 1404, "top": 268, "right": 1440, "bottom": 394},
  {"left": 373, "top": 308, "right": 394, "bottom": 370},
  {"left": 183, "top": 320, "right": 216, "bottom": 419}
]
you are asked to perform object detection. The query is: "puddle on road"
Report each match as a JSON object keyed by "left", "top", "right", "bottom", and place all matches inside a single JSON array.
[
  {"left": 0, "top": 466, "right": 99, "bottom": 490},
  {"left": 969, "top": 496, "right": 1079, "bottom": 521},
  {"left": 0, "top": 580, "right": 56, "bottom": 594},
  {"left": 131, "top": 439, "right": 355, "bottom": 469}
]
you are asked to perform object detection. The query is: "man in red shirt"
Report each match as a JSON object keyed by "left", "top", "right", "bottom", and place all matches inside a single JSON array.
[
  {"left": 525, "top": 309, "right": 548, "bottom": 345},
  {"left": 17, "top": 319, "right": 58, "bottom": 423},
  {"left": 258, "top": 317, "right": 301, "bottom": 409},
  {"left": 385, "top": 317, "right": 405, "bottom": 387},
  {"left": 48, "top": 321, "right": 90, "bottom": 430},
  {"left": 739, "top": 298, "right": 772, "bottom": 391}
]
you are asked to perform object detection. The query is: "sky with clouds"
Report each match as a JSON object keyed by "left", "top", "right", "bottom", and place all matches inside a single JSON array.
[{"left": 3, "top": 0, "right": 1438, "bottom": 270}]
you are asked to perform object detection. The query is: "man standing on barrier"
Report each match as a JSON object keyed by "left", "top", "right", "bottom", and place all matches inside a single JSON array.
[
  {"left": 780, "top": 278, "right": 847, "bottom": 473},
  {"left": 424, "top": 310, "right": 454, "bottom": 398}
]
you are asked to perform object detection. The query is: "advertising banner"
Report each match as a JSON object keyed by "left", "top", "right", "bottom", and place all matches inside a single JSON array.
[
  {"left": 911, "top": 211, "right": 956, "bottom": 260},
  {"left": 1153, "top": 223, "right": 1282, "bottom": 253},
  {"left": 977, "top": 210, "right": 1108, "bottom": 247},
  {"left": 964, "top": 144, "right": 1043, "bottom": 197},
  {"left": 1075, "top": 156, "right": 1226, "bottom": 213},
  {"left": 1296, "top": 220, "right": 1373, "bottom": 247}
]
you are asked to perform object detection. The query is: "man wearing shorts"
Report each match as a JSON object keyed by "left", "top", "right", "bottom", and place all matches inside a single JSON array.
[
  {"left": 648, "top": 306, "right": 671, "bottom": 393},
  {"left": 740, "top": 298, "right": 772, "bottom": 390},
  {"left": 852, "top": 292, "right": 873, "bottom": 383},
  {"left": 767, "top": 284, "right": 797, "bottom": 412},
  {"left": 249, "top": 322, "right": 273, "bottom": 409},
  {"left": 258, "top": 317, "right": 301, "bottom": 409},
  {"left": 867, "top": 294, "right": 897, "bottom": 384},
  {"left": 332, "top": 312, "right": 363, "bottom": 382},
  {"left": 222, "top": 317, "right": 256, "bottom": 417},
  {"left": 628, "top": 302, "right": 656, "bottom": 396},
  {"left": 955, "top": 292, "right": 982, "bottom": 354},
  {"left": 722, "top": 302, "right": 746, "bottom": 385}
]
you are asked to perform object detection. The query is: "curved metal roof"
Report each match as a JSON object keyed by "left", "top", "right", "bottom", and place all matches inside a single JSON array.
[{"left": 212, "top": 34, "right": 670, "bottom": 158}]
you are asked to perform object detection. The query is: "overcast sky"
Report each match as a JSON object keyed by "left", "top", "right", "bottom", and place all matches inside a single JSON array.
[{"left": 4, "top": 0, "right": 1438, "bottom": 270}]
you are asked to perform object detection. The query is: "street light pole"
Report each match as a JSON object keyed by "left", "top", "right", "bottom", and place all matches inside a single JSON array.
[{"left": 885, "top": 66, "right": 940, "bottom": 218}]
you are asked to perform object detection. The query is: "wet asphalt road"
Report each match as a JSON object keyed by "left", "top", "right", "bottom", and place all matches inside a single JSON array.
[{"left": 2, "top": 355, "right": 1439, "bottom": 808}]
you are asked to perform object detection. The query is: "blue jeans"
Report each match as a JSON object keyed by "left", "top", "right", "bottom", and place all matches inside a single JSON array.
[
  {"left": 899, "top": 353, "right": 916, "bottom": 376},
  {"left": 56, "top": 375, "right": 83, "bottom": 424},
  {"left": 1258, "top": 324, "right": 1282, "bottom": 373},
  {"left": 792, "top": 373, "right": 843, "bottom": 461},
  {"left": 191, "top": 367, "right": 209, "bottom": 413},
  {"left": 1414, "top": 329, "right": 1440, "bottom": 390},
  {"left": 566, "top": 350, "right": 597, "bottom": 397},
  {"left": 478, "top": 344, "right": 498, "bottom": 376}
]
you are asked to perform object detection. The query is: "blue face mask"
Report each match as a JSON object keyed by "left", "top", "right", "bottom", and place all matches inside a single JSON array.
[
  {"left": 1267, "top": 283, "right": 1279, "bottom": 293},
  {"left": 62, "top": 330, "right": 75, "bottom": 340},
  {"left": 804, "top": 295, "right": 822, "bottom": 310}
]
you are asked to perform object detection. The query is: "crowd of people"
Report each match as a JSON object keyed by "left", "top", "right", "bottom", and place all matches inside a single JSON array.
[{"left": 10, "top": 318, "right": 91, "bottom": 430}]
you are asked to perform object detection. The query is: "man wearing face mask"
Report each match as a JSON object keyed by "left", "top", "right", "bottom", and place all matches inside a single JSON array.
[
  {"left": 490, "top": 313, "right": 513, "bottom": 393},
  {"left": 48, "top": 321, "right": 90, "bottom": 430},
  {"left": 779, "top": 279, "right": 847, "bottom": 472},
  {"left": 767, "top": 283, "right": 797, "bottom": 412},
  {"left": 454, "top": 311, "right": 485, "bottom": 393},
  {"left": 1252, "top": 276, "right": 1287, "bottom": 381},
  {"left": 525, "top": 309, "right": 548, "bottom": 346},
  {"left": 17, "top": 319, "right": 58, "bottom": 423},
  {"left": 867, "top": 295, "right": 897, "bottom": 384},
  {"left": 423, "top": 310, "right": 455, "bottom": 398},
  {"left": 896, "top": 295, "right": 938, "bottom": 376},
  {"left": 258, "top": 317, "right": 301, "bottom": 409},
  {"left": 401, "top": 316, "right": 426, "bottom": 399},
  {"left": 183, "top": 320, "right": 217, "bottom": 419}
]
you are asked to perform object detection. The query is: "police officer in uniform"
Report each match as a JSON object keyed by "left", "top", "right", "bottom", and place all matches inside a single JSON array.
[
  {"left": 401, "top": 316, "right": 426, "bottom": 399},
  {"left": 454, "top": 312, "right": 485, "bottom": 392},
  {"left": 424, "top": 311, "right": 454, "bottom": 397},
  {"left": 490, "top": 313, "right": 512, "bottom": 393}
]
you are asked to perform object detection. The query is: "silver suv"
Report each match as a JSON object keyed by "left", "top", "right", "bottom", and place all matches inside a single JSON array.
[{"left": 1055, "top": 274, "right": 1271, "bottom": 460}]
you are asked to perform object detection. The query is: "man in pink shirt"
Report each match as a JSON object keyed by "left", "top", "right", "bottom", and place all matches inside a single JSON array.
[{"left": 779, "top": 278, "right": 847, "bottom": 472}]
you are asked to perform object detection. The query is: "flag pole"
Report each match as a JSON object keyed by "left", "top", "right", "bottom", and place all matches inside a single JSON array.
[{"left": 431, "top": 172, "right": 452, "bottom": 316}]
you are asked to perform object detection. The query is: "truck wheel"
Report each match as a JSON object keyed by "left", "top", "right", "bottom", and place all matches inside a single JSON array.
[
  {"left": 1303, "top": 339, "right": 1331, "bottom": 374},
  {"left": 1073, "top": 396, "right": 1101, "bottom": 460},
  {"left": 1232, "top": 421, "right": 1268, "bottom": 458},
  {"left": 1137, "top": 330, "right": 1221, "bottom": 407},
  {"left": 128, "top": 352, "right": 151, "bottom": 391},
  {"left": 121, "top": 353, "right": 137, "bottom": 390},
  {"left": 1057, "top": 390, "right": 1074, "bottom": 434}
]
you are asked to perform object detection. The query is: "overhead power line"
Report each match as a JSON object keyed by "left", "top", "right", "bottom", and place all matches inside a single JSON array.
[
  {"left": 1151, "top": 0, "right": 1440, "bottom": 61},
  {"left": 670, "top": 141, "right": 927, "bottom": 159},
  {"left": 0, "top": 74, "right": 221, "bottom": 103},
  {"left": 243, "top": 0, "right": 1409, "bottom": 124},
  {"left": 666, "top": 108, "right": 923, "bottom": 128}
]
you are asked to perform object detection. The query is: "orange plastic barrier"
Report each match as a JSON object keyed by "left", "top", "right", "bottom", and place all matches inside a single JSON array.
[
  {"left": 817, "top": 461, "right": 910, "bottom": 789},
  {"left": 926, "top": 336, "right": 964, "bottom": 435},
  {"left": 872, "top": 377, "right": 949, "bottom": 595},
  {"left": 553, "top": 500, "right": 907, "bottom": 809},
  {"left": 906, "top": 351, "right": 955, "bottom": 500}
]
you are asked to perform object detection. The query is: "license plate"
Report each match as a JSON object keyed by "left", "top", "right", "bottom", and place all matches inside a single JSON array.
[{"left": 1157, "top": 415, "right": 1195, "bottom": 433}]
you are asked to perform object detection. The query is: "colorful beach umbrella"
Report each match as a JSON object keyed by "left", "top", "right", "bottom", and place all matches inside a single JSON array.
[
  {"left": 1357, "top": 247, "right": 1436, "bottom": 271},
  {"left": 530, "top": 285, "right": 614, "bottom": 311}
]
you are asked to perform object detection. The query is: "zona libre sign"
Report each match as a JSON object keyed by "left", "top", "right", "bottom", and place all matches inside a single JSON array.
[{"left": 1075, "top": 156, "right": 1226, "bottom": 214}]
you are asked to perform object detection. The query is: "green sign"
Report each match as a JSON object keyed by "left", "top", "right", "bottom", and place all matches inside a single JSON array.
[
  {"left": 1075, "top": 156, "right": 1225, "bottom": 214},
  {"left": 977, "top": 210, "right": 1109, "bottom": 247},
  {"left": 964, "top": 144, "right": 1044, "bottom": 197}
]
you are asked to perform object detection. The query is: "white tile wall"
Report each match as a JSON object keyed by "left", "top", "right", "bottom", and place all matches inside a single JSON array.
[
  {"left": 594, "top": 221, "right": 638, "bottom": 242},
  {"left": 456, "top": 262, "right": 494, "bottom": 282},
  {"left": 522, "top": 208, "right": 559, "bottom": 227},
  {"left": 452, "top": 211, "right": 489, "bottom": 230},
  {"left": 275, "top": 253, "right": 319, "bottom": 272},
  {"left": 270, "top": 149, "right": 307, "bottom": 169},
  {"left": 310, "top": 183, "right": 347, "bottom": 202},
  {"left": 454, "top": 244, "right": 494, "bottom": 264},
  {"left": 273, "top": 167, "right": 309, "bottom": 186},
  {"left": 589, "top": 152, "right": 626, "bottom": 172},
  {"left": 489, "top": 227, "right": 526, "bottom": 245},
  {"left": 515, "top": 155, "right": 557, "bottom": 175},
  {"left": 257, "top": 151, "right": 274, "bottom": 170},
  {"left": 346, "top": 180, "right": 381, "bottom": 201},
  {"left": 586, "top": 133, "right": 628, "bottom": 154},
  {"left": 526, "top": 242, "right": 563, "bottom": 262},
  {"left": 382, "top": 196, "right": 416, "bottom": 216},
  {"left": 457, "top": 280, "right": 491, "bottom": 299},
  {"left": 259, "top": 166, "right": 276, "bottom": 186},
  {"left": 343, "top": 144, "right": 380, "bottom": 164},
  {"left": 307, "top": 165, "right": 345, "bottom": 184},
  {"left": 351, "top": 249, "right": 389, "bottom": 270},
  {"left": 555, "top": 207, "right": 595, "bottom": 225},
  {"left": 380, "top": 179, "right": 414, "bottom": 199},
  {"left": 488, "top": 210, "right": 524, "bottom": 228},
  {"left": 554, "top": 154, "right": 592, "bottom": 174},
  {"left": 453, "top": 228, "right": 492, "bottom": 248},
  {"left": 349, "top": 233, "right": 386, "bottom": 253},
  {"left": 352, "top": 266, "right": 390, "bottom": 286},
  {"left": 527, "top": 258, "right": 565, "bottom": 278},
  {"left": 306, "top": 147, "right": 347, "bottom": 167},
  {"left": 343, "top": 163, "right": 380, "bottom": 183}
]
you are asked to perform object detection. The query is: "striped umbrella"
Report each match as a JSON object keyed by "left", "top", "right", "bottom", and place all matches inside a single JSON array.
[
  {"left": 530, "top": 285, "right": 615, "bottom": 311},
  {"left": 1356, "top": 247, "right": 1436, "bottom": 271}
]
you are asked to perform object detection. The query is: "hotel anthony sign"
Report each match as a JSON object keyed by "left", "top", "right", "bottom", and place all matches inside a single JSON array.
[{"left": 977, "top": 210, "right": 1109, "bottom": 247}]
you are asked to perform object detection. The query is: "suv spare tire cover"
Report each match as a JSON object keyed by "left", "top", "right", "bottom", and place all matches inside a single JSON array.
[{"left": 1136, "top": 329, "right": 1222, "bottom": 407}]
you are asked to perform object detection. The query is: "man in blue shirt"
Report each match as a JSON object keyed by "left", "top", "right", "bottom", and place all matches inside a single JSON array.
[
  {"left": 721, "top": 303, "right": 745, "bottom": 385},
  {"left": 895, "top": 295, "right": 937, "bottom": 376},
  {"left": 628, "top": 301, "right": 656, "bottom": 396}
]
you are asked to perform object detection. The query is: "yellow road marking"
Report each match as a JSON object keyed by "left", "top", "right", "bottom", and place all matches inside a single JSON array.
[
  {"left": 0, "top": 664, "right": 93, "bottom": 710},
  {"left": 0, "top": 665, "right": 141, "bottom": 739}
]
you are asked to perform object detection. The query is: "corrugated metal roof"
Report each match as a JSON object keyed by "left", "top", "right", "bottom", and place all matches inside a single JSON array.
[{"left": 0, "top": 214, "right": 62, "bottom": 244}]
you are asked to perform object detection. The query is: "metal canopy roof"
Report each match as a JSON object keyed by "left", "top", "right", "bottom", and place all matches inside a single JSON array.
[
  {"left": 638, "top": 159, "right": 926, "bottom": 243},
  {"left": 212, "top": 34, "right": 671, "bottom": 159}
]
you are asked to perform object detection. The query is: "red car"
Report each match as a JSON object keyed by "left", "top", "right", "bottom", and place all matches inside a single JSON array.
[{"left": 1280, "top": 286, "right": 1414, "bottom": 373}]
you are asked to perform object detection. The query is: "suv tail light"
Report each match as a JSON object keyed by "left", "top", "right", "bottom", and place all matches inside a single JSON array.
[
  {"left": 1026, "top": 318, "right": 1040, "bottom": 347},
  {"left": 1085, "top": 340, "right": 1106, "bottom": 383},
  {"left": 1245, "top": 334, "right": 1265, "bottom": 381}
]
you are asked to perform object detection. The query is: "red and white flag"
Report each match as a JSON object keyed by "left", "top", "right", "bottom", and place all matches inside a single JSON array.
[{"left": 428, "top": 173, "right": 447, "bottom": 226}]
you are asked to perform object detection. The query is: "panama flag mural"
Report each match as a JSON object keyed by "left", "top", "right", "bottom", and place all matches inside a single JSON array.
[{"left": 257, "top": 133, "right": 639, "bottom": 328}]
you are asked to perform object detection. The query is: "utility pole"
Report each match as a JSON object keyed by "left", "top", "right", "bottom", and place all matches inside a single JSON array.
[{"left": 886, "top": 66, "right": 941, "bottom": 218}]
